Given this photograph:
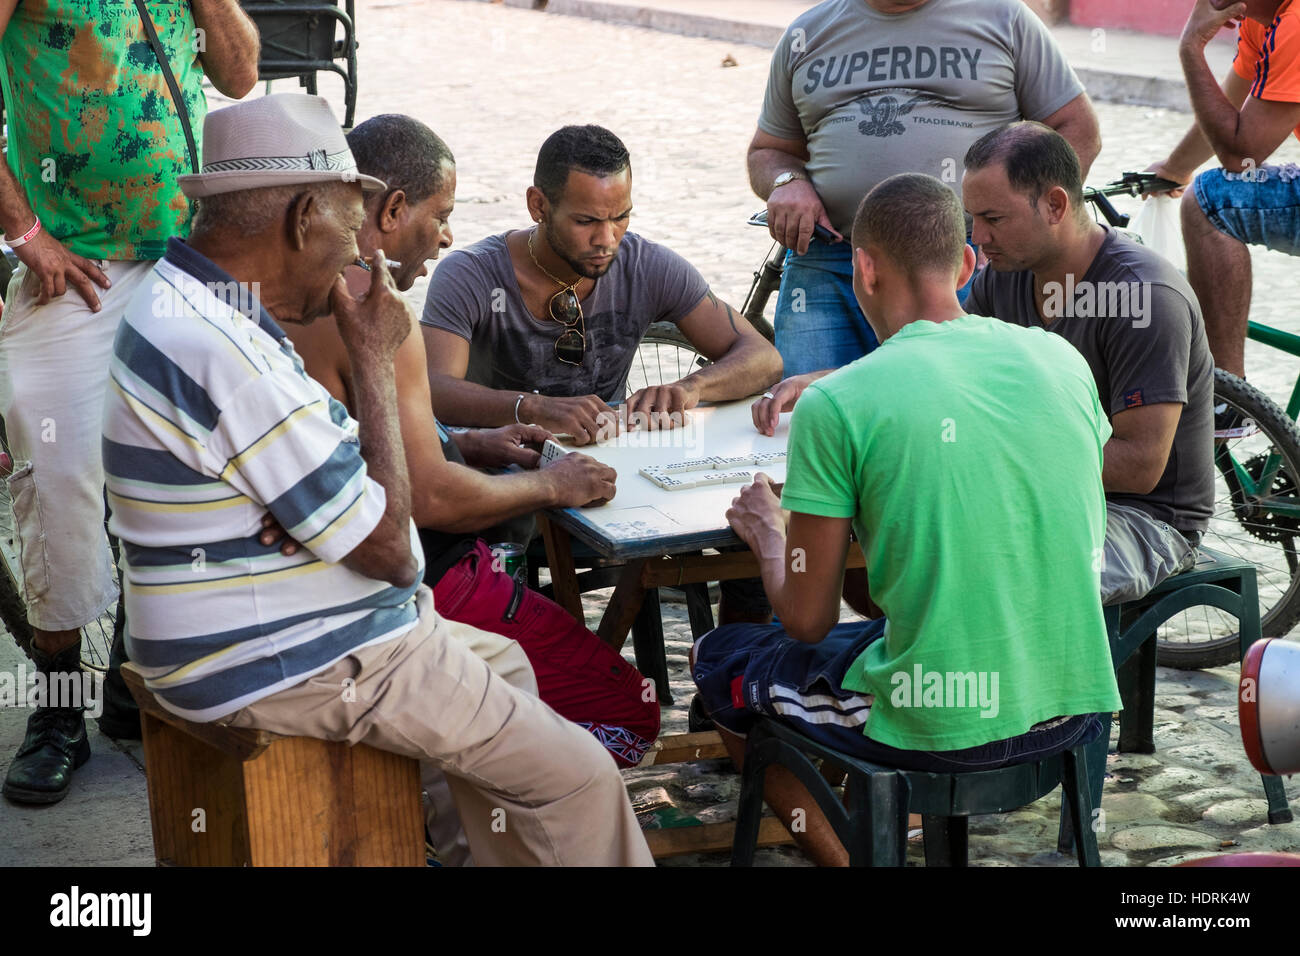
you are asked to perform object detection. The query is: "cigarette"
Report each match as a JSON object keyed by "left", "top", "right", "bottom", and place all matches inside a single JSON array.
[{"left": 353, "top": 256, "right": 403, "bottom": 271}]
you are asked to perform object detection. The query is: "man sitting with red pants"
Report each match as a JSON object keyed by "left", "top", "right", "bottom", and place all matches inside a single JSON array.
[{"left": 284, "top": 114, "right": 660, "bottom": 774}]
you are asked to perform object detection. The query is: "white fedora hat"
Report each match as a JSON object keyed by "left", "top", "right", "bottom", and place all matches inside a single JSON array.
[{"left": 179, "top": 93, "right": 387, "bottom": 198}]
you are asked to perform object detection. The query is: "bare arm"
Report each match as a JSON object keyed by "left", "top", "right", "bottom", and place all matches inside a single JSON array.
[
  {"left": 726, "top": 477, "right": 851, "bottom": 643},
  {"left": 747, "top": 128, "right": 841, "bottom": 255},
  {"left": 421, "top": 325, "right": 524, "bottom": 426},
  {"left": 1040, "top": 93, "right": 1102, "bottom": 180},
  {"left": 1102, "top": 403, "right": 1182, "bottom": 495},
  {"left": 1155, "top": 70, "right": 1253, "bottom": 186},
  {"left": 624, "top": 290, "right": 783, "bottom": 426},
  {"left": 329, "top": 271, "right": 419, "bottom": 588},
  {"left": 422, "top": 324, "right": 616, "bottom": 443},
  {"left": 747, "top": 128, "right": 810, "bottom": 200},
  {"left": 190, "top": 0, "right": 260, "bottom": 98},
  {"left": 1182, "top": 56, "right": 1300, "bottom": 172},
  {"left": 395, "top": 315, "right": 614, "bottom": 529}
]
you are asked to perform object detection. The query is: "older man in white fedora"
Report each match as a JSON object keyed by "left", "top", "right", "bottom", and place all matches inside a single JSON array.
[{"left": 102, "top": 93, "right": 653, "bottom": 867}]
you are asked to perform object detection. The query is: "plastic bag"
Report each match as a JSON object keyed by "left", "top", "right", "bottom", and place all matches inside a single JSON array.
[{"left": 1130, "top": 195, "right": 1186, "bottom": 273}]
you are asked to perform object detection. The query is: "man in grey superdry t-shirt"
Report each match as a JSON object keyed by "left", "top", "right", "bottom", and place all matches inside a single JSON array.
[
  {"left": 751, "top": 0, "right": 1102, "bottom": 378},
  {"left": 962, "top": 123, "right": 1213, "bottom": 605}
]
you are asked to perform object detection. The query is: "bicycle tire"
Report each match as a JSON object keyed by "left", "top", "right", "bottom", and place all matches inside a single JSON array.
[
  {"left": 626, "top": 323, "right": 710, "bottom": 397},
  {"left": 0, "top": 564, "right": 32, "bottom": 656},
  {"left": 1158, "top": 370, "right": 1300, "bottom": 669}
]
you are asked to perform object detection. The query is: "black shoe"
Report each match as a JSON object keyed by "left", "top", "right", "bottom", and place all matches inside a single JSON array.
[
  {"left": 95, "top": 698, "right": 141, "bottom": 741},
  {"left": 3, "top": 707, "right": 91, "bottom": 804},
  {"left": 687, "top": 693, "right": 715, "bottom": 733},
  {"left": 2, "top": 642, "right": 91, "bottom": 805},
  {"left": 1215, "top": 402, "right": 1259, "bottom": 440}
]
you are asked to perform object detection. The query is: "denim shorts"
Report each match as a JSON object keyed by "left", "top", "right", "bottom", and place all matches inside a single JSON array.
[
  {"left": 1193, "top": 164, "right": 1300, "bottom": 254},
  {"left": 692, "top": 619, "right": 1103, "bottom": 773},
  {"left": 773, "top": 239, "right": 978, "bottom": 377}
]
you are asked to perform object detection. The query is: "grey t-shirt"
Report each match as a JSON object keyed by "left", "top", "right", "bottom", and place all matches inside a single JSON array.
[
  {"left": 760, "top": 0, "right": 1084, "bottom": 237},
  {"left": 421, "top": 231, "right": 710, "bottom": 403},
  {"left": 965, "top": 227, "right": 1214, "bottom": 533}
]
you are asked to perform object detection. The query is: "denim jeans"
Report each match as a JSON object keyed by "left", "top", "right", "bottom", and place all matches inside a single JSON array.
[
  {"left": 773, "top": 240, "right": 977, "bottom": 377},
  {"left": 1193, "top": 164, "right": 1300, "bottom": 254}
]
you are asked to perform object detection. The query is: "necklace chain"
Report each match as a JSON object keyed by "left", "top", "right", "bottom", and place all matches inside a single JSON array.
[{"left": 528, "top": 227, "right": 580, "bottom": 290}]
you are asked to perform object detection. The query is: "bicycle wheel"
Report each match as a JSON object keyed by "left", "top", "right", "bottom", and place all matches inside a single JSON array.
[
  {"left": 625, "top": 322, "right": 709, "bottom": 396},
  {"left": 1158, "top": 370, "right": 1300, "bottom": 669}
]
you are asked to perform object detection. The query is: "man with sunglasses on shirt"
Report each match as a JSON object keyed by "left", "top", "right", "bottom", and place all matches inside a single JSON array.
[{"left": 420, "top": 125, "right": 783, "bottom": 444}]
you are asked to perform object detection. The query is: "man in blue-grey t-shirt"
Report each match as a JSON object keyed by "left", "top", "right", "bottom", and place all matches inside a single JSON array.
[
  {"left": 421, "top": 124, "right": 783, "bottom": 445},
  {"left": 750, "top": 0, "right": 1103, "bottom": 377}
]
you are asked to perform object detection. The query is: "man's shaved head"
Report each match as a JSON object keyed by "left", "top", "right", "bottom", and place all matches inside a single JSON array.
[{"left": 850, "top": 173, "right": 967, "bottom": 280}]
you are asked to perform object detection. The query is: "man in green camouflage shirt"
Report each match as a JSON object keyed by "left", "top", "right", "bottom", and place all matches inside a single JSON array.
[{"left": 0, "top": 0, "right": 258, "bottom": 805}]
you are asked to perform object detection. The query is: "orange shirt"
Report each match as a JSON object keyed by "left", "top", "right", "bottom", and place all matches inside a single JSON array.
[{"left": 1232, "top": 0, "right": 1300, "bottom": 140}]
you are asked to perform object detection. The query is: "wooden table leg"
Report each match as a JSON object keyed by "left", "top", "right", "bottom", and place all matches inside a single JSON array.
[
  {"left": 596, "top": 559, "right": 649, "bottom": 650},
  {"left": 538, "top": 513, "right": 584, "bottom": 624}
]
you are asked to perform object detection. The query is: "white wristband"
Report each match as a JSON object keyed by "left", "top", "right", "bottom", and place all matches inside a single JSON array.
[{"left": 4, "top": 215, "right": 41, "bottom": 248}]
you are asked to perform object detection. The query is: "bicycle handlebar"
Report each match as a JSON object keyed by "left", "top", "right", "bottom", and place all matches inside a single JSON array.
[{"left": 1084, "top": 172, "right": 1183, "bottom": 228}]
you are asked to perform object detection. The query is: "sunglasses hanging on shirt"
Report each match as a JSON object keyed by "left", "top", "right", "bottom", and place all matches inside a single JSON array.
[{"left": 530, "top": 227, "right": 588, "bottom": 367}]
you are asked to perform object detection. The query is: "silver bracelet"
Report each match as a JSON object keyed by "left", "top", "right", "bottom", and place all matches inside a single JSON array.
[{"left": 514, "top": 393, "right": 526, "bottom": 425}]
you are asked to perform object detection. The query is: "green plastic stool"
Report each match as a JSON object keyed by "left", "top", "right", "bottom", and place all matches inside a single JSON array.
[
  {"left": 1058, "top": 548, "right": 1293, "bottom": 853},
  {"left": 731, "top": 716, "right": 1101, "bottom": 867}
]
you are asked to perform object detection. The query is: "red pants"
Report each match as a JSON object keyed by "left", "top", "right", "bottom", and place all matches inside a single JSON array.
[{"left": 432, "top": 540, "right": 660, "bottom": 766}]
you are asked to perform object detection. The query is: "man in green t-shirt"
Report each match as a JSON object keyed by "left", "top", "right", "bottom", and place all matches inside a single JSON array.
[
  {"left": 691, "top": 173, "right": 1120, "bottom": 866},
  {"left": 0, "top": 0, "right": 258, "bottom": 806}
]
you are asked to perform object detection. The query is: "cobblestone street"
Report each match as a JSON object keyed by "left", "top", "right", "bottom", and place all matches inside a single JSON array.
[{"left": 4, "top": 0, "right": 1300, "bottom": 867}]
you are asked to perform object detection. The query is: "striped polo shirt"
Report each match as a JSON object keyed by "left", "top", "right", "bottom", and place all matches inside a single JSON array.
[{"left": 103, "top": 238, "right": 423, "bottom": 722}]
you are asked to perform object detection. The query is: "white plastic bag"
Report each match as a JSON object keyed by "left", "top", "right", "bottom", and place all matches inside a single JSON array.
[{"left": 1130, "top": 195, "right": 1186, "bottom": 273}]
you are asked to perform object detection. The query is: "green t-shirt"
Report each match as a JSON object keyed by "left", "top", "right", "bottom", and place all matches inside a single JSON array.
[
  {"left": 782, "top": 314, "right": 1121, "bottom": 751},
  {"left": 0, "top": 0, "right": 207, "bottom": 260}
]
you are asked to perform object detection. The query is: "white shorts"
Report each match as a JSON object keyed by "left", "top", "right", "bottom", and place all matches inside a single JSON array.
[{"left": 0, "top": 259, "right": 154, "bottom": 631}]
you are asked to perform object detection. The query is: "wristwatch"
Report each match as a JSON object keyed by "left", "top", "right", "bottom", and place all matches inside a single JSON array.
[{"left": 771, "top": 171, "right": 807, "bottom": 192}]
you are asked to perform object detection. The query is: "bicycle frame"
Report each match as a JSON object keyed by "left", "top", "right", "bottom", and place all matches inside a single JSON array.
[{"left": 1217, "top": 322, "right": 1300, "bottom": 524}]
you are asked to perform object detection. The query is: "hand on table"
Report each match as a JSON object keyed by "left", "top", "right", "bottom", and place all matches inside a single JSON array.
[
  {"left": 458, "top": 423, "right": 552, "bottom": 469},
  {"left": 542, "top": 452, "right": 618, "bottom": 508},
  {"left": 522, "top": 393, "right": 618, "bottom": 446},
  {"left": 625, "top": 381, "right": 700, "bottom": 432},
  {"left": 752, "top": 372, "right": 822, "bottom": 436},
  {"left": 725, "top": 473, "right": 786, "bottom": 553}
]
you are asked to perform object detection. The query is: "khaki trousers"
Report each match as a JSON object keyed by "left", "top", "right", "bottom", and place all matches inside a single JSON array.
[{"left": 219, "top": 587, "right": 653, "bottom": 866}]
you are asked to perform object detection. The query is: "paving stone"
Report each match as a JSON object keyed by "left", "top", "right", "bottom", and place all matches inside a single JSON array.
[
  {"left": 1202, "top": 798, "right": 1272, "bottom": 827},
  {"left": 1173, "top": 786, "right": 1253, "bottom": 810},
  {"left": 1099, "top": 791, "right": 1171, "bottom": 824},
  {"left": 1139, "top": 766, "right": 1210, "bottom": 794},
  {"left": 1111, "top": 826, "right": 1220, "bottom": 852}
]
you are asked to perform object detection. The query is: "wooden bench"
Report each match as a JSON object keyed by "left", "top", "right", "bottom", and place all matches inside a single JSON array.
[{"left": 121, "top": 663, "right": 424, "bottom": 866}]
